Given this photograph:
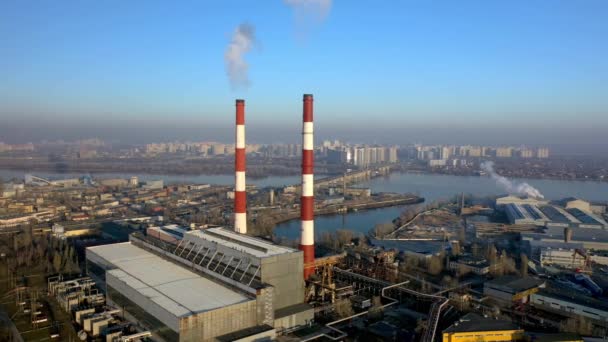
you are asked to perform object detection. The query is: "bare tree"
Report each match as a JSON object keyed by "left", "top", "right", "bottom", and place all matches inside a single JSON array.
[
  {"left": 501, "top": 252, "right": 517, "bottom": 275},
  {"left": 335, "top": 230, "right": 353, "bottom": 248},
  {"left": 334, "top": 298, "right": 354, "bottom": 318},
  {"left": 428, "top": 255, "right": 444, "bottom": 276},
  {"left": 373, "top": 223, "right": 394, "bottom": 238},
  {"left": 520, "top": 253, "right": 528, "bottom": 277},
  {"left": 319, "top": 232, "right": 338, "bottom": 250},
  {"left": 368, "top": 296, "right": 384, "bottom": 320},
  {"left": 486, "top": 244, "right": 498, "bottom": 263}
]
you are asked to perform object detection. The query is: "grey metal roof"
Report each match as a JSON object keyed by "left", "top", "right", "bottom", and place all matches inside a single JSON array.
[{"left": 89, "top": 242, "right": 250, "bottom": 317}]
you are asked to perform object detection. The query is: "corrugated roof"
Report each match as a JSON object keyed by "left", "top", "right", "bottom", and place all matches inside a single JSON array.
[
  {"left": 89, "top": 242, "right": 250, "bottom": 317},
  {"left": 184, "top": 227, "right": 296, "bottom": 258}
]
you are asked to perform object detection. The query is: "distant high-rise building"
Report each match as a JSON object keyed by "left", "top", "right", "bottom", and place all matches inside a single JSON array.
[
  {"left": 388, "top": 146, "right": 398, "bottom": 163},
  {"left": 496, "top": 147, "right": 513, "bottom": 158},
  {"left": 440, "top": 146, "right": 451, "bottom": 160},
  {"left": 210, "top": 143, "right": 225, "bottom": 155},
  {"left": 467, "top": 146, "right": 482, "bottom": 157},
  {"left": 354, "top": 147, "right": 367, "bottom": 167},
  {"left": 519, "top": 148, "right": 534, "bottom": 158},
  {"left": 537, "top": 147, "right": 549, "bottom": 158}
]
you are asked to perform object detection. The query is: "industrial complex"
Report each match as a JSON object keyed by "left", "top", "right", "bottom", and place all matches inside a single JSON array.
[
  {"left": 86, "top": 228, "right": 311, "bottom": 341},
  {"left": 3, "top": 94, "right": 608, "bottom": 342},
  {"left": 79, "top": 95, "right": 317, "bottom": 341}
]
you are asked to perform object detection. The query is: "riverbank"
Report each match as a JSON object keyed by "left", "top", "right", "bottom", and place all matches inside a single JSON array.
[
  {"left": 271, "top": 195, "right": 424, "bottom": 226},
  {"left": 274, "top": 172, "right": 608, "bottom": 240},
  {"left": 395, "top": 164, "right": 608, "bottom": 183}
]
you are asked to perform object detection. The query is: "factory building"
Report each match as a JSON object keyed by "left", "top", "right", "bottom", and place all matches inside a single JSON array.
[
  {"left": 498, "top": 196, "right": 608, "bottom": 229},
  {"left": 495, "top": 195, "right": 548, "bottom": 208},
  {"left": 525, "top": 240, "right": 588, "bottom": 269},
  {"left": 87, "top": 242, "right": 261, "bottom": 341},
  {"left": 539, "top": 247, "right": 587, "bottom": 269},
  {"left": 146, "top": 224, "right": 187, "bottom": 244},
  {"left": 86, "top": 227, "right": 312, "bottom": 341},
  {"left": 522, "top": 226, "right": 608, "bottom": 251},
  {"left": 442, "top": 313, "right": 524, "bottom": 342},
  {"left": 531, "top": 287, "right": 608, "bottom": 325},
  {"left": 176, "top": 227, "right": 306, "bottom": 310},
  {"left": 483, "top": 276, "right": 544, "bottom": 305},
  {"left": 504, "top": 203, "right": 548, "bottom": 226}
]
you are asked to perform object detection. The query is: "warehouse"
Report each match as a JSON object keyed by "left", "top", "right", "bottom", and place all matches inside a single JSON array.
[
  {"left": 87, "top": 242, "right": 267, "bottom": 341},
  {"left": 86, "top": 227, "right": 313, "bottom": 341},
  {"left": 497, "top": 196, "right": 607, "bottom": 229},
  {"left": 504, "top": 203, "right": 548, "bottom": 226},
  {"left": 531, "top": 287, "right": 608, "bottom": 326},
  {"left": 522, "top": 226, "right": 608, "bottom": 251},
  {"left": 565, "top": 208, "right": 608, "bottom": 229},
  {"left": 483, "top": 276, "right": 544, "bottom": 305}
]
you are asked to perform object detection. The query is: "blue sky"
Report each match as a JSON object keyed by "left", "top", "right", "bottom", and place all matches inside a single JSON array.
[{"left": 1, "top": 1, "right": 607, "bottom": 145}]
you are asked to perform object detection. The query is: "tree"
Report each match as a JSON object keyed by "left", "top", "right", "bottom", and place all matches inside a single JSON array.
[
  {"left": 520, "top": 253, "right": 529, "bottom": 277},
  {"left": 53, "top": 253, "right": 62, "bottom": 274},
  {"left": 428, "top": 255, "right": 444, "bottom": 276},
  {"left": 334, "top": 299, "right": 354, "bottom": 318},
  {"left": 368, "top": 296, "right": 384, "bottom": 320},
  {"left": 441, "top": 275, "right": 458, "bottom": 288},
  {"left": 486, "top": 244, "right": 498, "bottom": 263},
  {"left": 471, "top": 243, "right": 481, "bottom": 257},
  {"left": 319, "top": 232, "right": 338, "bottom": 250},
  {"left": 355, "top": 233, "right": 368, "bottom": 250},
  {"left": 335, "top": 230, "right": 353, "bottom": 248},
  {"left": 451, "top": 241, "right": 461, "bottom": 256},
  {"left": 456, "top": 264, "right": 471, "bottom": 278},
  {"left": 501, "top": 253, "right": 517, "bottom": 275},
  {"left": 373, "top": 223, "right": 394, "bottom": 238}
]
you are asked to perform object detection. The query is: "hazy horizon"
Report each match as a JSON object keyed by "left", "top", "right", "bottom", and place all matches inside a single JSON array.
[{"left": 1, "top": 115, "right": 607, "bottom": 155}]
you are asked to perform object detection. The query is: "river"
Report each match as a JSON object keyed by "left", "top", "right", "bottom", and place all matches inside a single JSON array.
[
  {"left": 2, "top": 169, "right": 607, "bottom": 240},
  {"left": 274, "top": 172, "right": 608, "bottom": 240}
]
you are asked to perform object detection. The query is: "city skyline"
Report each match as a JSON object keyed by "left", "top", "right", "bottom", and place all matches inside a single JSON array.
[{"left": 1, "top": 1, "right": 607, "bottom": 147}]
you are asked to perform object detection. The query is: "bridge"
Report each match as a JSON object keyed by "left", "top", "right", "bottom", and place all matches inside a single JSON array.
[{"left": 24, "top": 174, "right": 53, "bottom": 185}]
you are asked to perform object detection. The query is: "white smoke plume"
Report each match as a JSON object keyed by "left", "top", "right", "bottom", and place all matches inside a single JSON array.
[
  {"left": 225, "top": 23, "right": 256, "bottom": 89},
  {"left": 284, "top": 0, "right": 332, "bottom": 37},
  {"left": 481, "top": 161, "right": 544, "bottom": 199}
]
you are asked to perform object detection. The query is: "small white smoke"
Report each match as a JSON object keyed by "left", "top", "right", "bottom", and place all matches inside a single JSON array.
[
  {"left": 225, "top": 23, "right": 256, "bottom": 89},
  {"left": 481, "top": 161, "right": 544, "bottom": 199},
  {"left": 284, "top": 0, "right": 332, "bottom": 37}
]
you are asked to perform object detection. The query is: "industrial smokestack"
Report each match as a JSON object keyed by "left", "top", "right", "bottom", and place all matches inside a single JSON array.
[
  {"left": 235, "top": 99, "right": 247, "bottom": 234},
  {"left": 300, "top": 94, "right": 315, "bottom": 279}
]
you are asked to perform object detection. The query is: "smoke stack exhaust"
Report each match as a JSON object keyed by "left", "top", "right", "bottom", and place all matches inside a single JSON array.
[
  {"left": 235, "top": 99, "right": 247, "bottom": 234},
  {"left": 300, "top": 94, "right": 315, "bottom": 279}
]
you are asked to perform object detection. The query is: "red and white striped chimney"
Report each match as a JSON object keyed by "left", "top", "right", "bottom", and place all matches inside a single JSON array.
[
  {"left": 235, "top": 99, "right": 247, "bottom": 234},
  {"left": 300, "top": 94, "right": 315, "bottom": 278}
]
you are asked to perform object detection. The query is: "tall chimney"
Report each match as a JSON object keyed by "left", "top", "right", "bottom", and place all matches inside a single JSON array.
[
  {"left": 235, "top": 99, "right": 247, "bottom": 234},
  {"left": 300, "top": 94, "right": 315, "bottom": 278}
]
